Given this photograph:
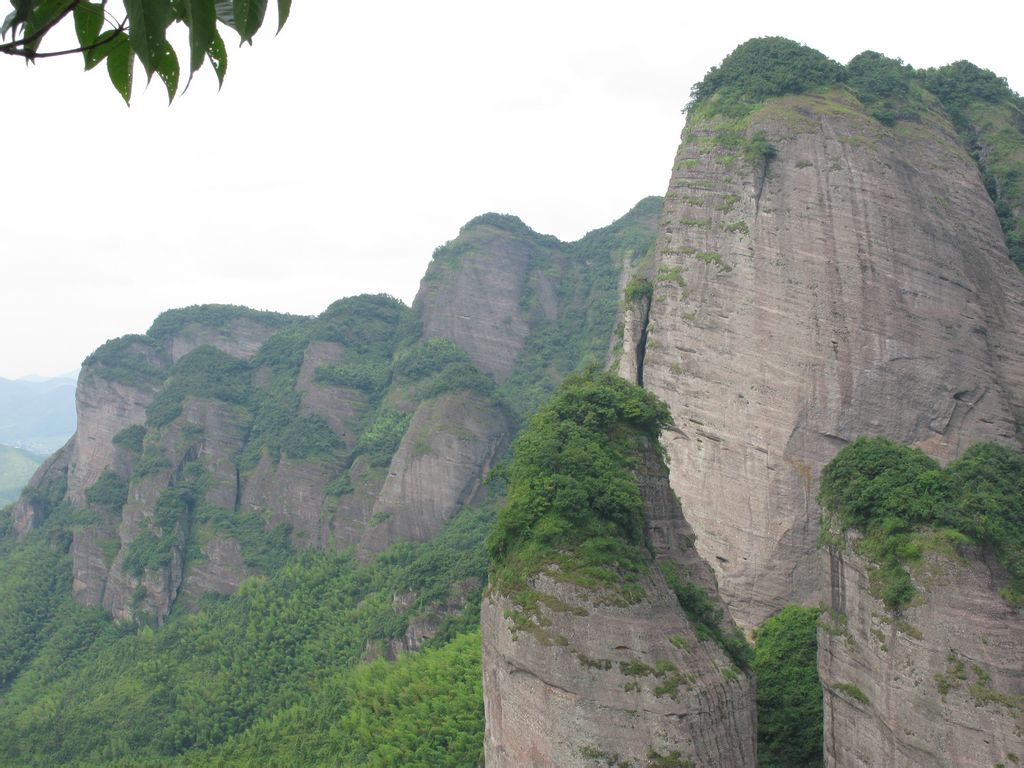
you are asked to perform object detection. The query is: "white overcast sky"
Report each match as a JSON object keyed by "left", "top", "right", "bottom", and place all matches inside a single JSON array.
[{"left": 2, "top": 0, "right": 1021, "bottom": 379}]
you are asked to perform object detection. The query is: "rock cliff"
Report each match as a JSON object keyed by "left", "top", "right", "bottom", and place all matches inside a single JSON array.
[
  {"left": 632, "top": 84, "right": 1024, "bottom": 630},
  {"left": 416, "top": 199, "right": 661, "bottom": 419},
  {"left": 482, "top": 376, "right": 756, "bottom": 767},
  {"left": 819, "top": 535, "right": 1024, "bottom": 767},
  {"left": 12, "top": 199, "right": 657, "bottom": 625}
]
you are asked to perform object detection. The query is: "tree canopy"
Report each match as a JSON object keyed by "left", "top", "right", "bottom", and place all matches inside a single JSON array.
[{"left": 0, "top": 0, "right": 291, "bottom": 103}]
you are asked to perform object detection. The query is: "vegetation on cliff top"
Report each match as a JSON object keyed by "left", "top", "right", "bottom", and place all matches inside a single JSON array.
[
  {"left": 488, "top": 370, "right": 670, "bottom": 610},
  {"left": 688, "top": 39, "right": 1024, "bottom": 269},
  {"left": 819, "top": 437, "right": 1024, "bottom": 608}
]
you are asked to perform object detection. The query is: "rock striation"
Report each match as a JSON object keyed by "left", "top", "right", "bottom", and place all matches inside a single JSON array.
[
  {"left": 482, "top": 443, "right": 757, "bottom": 768},
  {"left": 632, "top": 86, "right": 1024, "bottom": 629},
  {"left": 819, "top": 534, "right": 1024, "bottom": 767}
]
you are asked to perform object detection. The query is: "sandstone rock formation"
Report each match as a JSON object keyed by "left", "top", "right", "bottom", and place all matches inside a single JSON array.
[
  {"left": 819, "top": 534, "right": 1024, "bottom": 767},
  {"left": 416, "top": 200, "right": 661, "bottom": 406},
  {"left": 482, "top": 444, "right": 757, "bottom": 768},
  {"left": 632, "top": 87, "right": 1024, "bottom": 629},
  {"left": 361, "top": 391, "right": 512, "bottom": 552}
]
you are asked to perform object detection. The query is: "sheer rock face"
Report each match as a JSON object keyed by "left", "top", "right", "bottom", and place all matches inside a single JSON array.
[
  {"left": 414, "top": 224, "right": 540, "bottom": 383},
  {"left": 67, "top": 360, "right": 163, "bottom": 509},
  {"left": 632, "top": 89, "right": 1024, "bottom": 629},
  {"left": 482, "top": 445, "right": 757, "bottom": 768},
  {"left": 167, "top": 318, "right": 280, "bottom": 364},
  {"left": 819, "top": 537, "right": 1024, "bottom": 767},
  {"left": 361, "top": 391, "right": 512, "bottom": 552},
  {"left": 101, "top": 398, "right": 251, "bottom": 622},
  {"left": 295, "top": 341, "right": 368, "bottom": 450}
]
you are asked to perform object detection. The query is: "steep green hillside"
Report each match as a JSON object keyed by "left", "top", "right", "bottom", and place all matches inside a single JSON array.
[
  {"left": 0, "top": 446, "right": 41, "bottom": 505},
  {"left": 0, "top": 502, "right": 492, "bottom": 766}
]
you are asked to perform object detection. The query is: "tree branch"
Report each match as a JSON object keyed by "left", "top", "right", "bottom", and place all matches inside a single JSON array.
[
  {"left": 0, "top": 0, "right": 83, "bottom": 56},
  {"left": 2, "top": 20, "right": 127, "bottom": 59}
]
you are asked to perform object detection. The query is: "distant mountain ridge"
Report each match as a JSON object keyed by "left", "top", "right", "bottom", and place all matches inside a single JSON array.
[{"left": 0, "top": 372, "right": 77, "bottom": 454}]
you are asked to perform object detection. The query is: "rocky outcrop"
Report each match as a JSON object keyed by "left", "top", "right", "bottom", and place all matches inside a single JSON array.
[
  {"left": 416, "top": 200, "right": 661, "bottom": 394},
  {"left": 67, "top": 358, "right": 162, "bottom": 508},
  {"left": 415, "top": 218, "right": 553, "bottom": 383},
  {"left": 10, "top": 440, "right": 71, "bottom": 534},
  {"left": 166, "top": 317, "right": 281, "bottom": 364},
  {"left": 100, "top": 397, "right": 251, "bottom": 622},
  {"left": 634, "top": 88, "right": 1024, "bottom": 629},
  {"left": 482, "top": 444, "right": 757, "bottom": 768},
  {"left": 295, "top": 341, "right": 369, "bottom": 449},
  {"left": 361, "top": 391, "right": 512, "bottom": 552},
  {"left": 819, "top": 535, "right": 1024, "bottom": 767}
]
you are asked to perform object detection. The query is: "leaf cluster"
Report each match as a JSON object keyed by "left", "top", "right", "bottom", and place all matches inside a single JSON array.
[{"left": 1, "top": 0, "right": 293, "bottom": 103}]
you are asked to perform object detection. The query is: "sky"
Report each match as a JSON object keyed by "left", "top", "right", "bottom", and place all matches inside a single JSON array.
[{"left": 2, "top": 0, "right": 1022, "bottom": 379}]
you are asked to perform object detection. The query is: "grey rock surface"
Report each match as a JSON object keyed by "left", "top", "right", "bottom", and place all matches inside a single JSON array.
[
  {"left": 820, "top": 535, "right": 1024, "bottom": 767},
  {"left": 482, "top": 444, "right": 757, "bottom": 767},
  {"left": 361, "top": 391, "right": 511, "bottom": 552},
  {"left": 632, "top": 89, "right": 1024, "bottom": 629}
]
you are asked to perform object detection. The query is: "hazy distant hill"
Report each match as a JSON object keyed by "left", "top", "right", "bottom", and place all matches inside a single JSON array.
[
  {"left": 0, "top": 373, "right": 77, "bottom": 454},
  {"left": 0, "top": 444, "right": 42, "bottom": 504}
]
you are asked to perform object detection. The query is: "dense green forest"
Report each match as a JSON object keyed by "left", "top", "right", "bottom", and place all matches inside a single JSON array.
[{"left": 0, "top": 501, "right": 492, "bottom": 766}]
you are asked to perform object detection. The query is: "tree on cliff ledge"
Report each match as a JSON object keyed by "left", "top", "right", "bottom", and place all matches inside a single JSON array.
[{"left": 0, "top": 0, "right": 290, "bottom": 103}]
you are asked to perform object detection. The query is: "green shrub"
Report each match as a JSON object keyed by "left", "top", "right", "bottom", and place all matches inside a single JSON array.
[
  {"left": 753, "top": 605, "right": 823, "bottom": 767},
  {"left": 819, "top": 437, "right": 1024, "bottom": 608},
  {"left": 689, "top": 37, "right": 845, "bottom": 117},
  {"left": 82, "top": 335, "right": 167, "bottom": 387},
  {"left": 147, "top": 347, "right": 252, "bottom": 428},
  {"left": 356, "top": 406, "right": 413, "bottom": 467},
  {"left": 394, "top": 338, "right": 471, "bottom": 381},
  {"left": 84, "top": 470, "right": 128, "bottom": 512},
  {"left": 112, "top": 425, "right": 147, "bottom": 455},
  {"left": 314, "top": 362, "right": 391, "bottom": 397},
  {"left": 624, "top": 275, "right": 654, "bottom": 304},
  {"left": 147, "top": 305, "right": 299, "bottom": 342},
  {"left": 488, "top": 371, "right": 671, "bottom": 619},
  {"left": 279, "top": 415, "right": 343, "bottom": 461}
]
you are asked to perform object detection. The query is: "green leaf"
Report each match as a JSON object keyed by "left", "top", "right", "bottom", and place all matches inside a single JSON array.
[
  {"left": 105, "top": 32, "right": 134, "bottom": 105},
  {"left": 2, "top": 10, "right": 20, "bottom": 38},
  {"left": 84, "top": 28, "right": 123, "bottom": 70},
  {"left": 214, "top": 0, "right": 234, "bottom": 27},
  {"left": 155, "top": 41, "right": 179, "bottom": 102},
  {"left": 21, "top": 0, "right": 75, "bottom": 54},
  {"left": 276, "top": 0, "right": 289, "bottom": 33},
  {"left": 2, "top": 0, "right": 33, "bottom": 36},
  {"left": 206, "top": 27, "right": 227, "bottom": 87},
  {"left": 72, "top": 1, "right": 103, "bottom": 63},
  {"left": 231, "top": 0, "right": 266, "bottom": 44},
  {"left": 124, "top": 0, "right": 170, "bottom": 79},
  {"left": 182, "top": 0, "right": 214, "bottom": 78}
]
